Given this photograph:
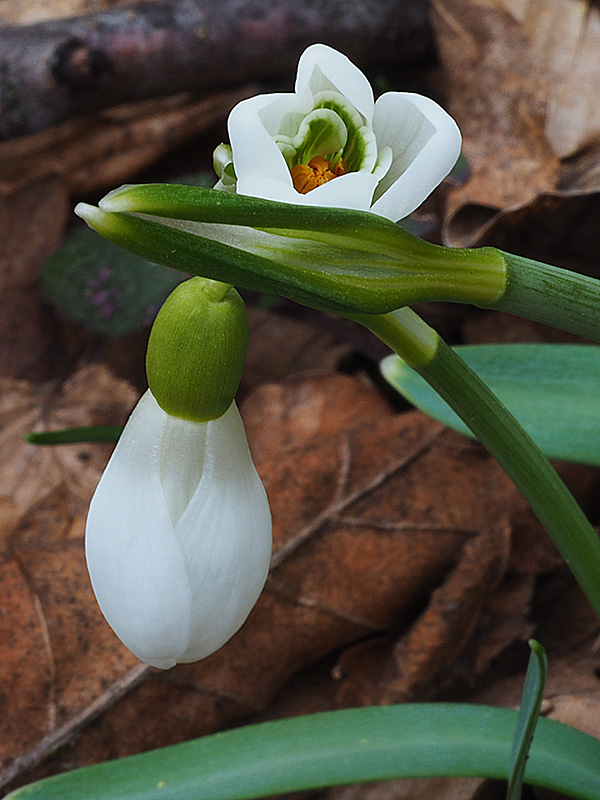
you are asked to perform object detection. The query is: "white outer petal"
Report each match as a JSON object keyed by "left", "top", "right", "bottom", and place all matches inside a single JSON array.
[
  {"left": 87, "top": 395, "right": 272, "bottom": 670},
  {"left": 85, "top": 390, "right": 192, "bottom": 669},
  {"left": 228, "top": 93, "right": 299, "bottom": 193},
  {"left": 174, "top": 402, "right": 272, "bottom": 662},
  {"left": 370, "top": 92, "right": 462, "bottom": 222},
  {"left": 228, "top": 46, "right": 379, "bottom": 207},
  {"left": 295, "top": 44, "right": 375, "bottom": 125}
]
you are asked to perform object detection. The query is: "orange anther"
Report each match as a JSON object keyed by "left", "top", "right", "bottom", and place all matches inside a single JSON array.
[
  {"left": 290, "top": 164, "right": 319, "bottom": 194},
  {"left": 307, "top": 155, "right": 332, "bottom": 172},
  {"left": 290, "top": 156, "right": 348, "bottom": 194}
]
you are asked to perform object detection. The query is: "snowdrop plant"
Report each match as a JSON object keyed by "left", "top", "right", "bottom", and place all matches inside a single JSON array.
[
  {"left": 214, "top": 43, "right": 462, "bottom": 221},
  {"left": 85, "top": 278, "right": 272, "bottom": 669},
  {"left": 14, "top": 41, "right": 600, "bottom": 800},
  {"left": 75, "top": 44, "right": 600, "bottom": 627}
]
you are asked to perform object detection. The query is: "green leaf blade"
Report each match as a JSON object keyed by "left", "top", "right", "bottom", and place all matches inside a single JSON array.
[
  {"left": 6, "top": 704, "right": 600, "bottom": 800},
  {"left": 507, "top": 640, "right": 548, "bottom": 800},
  {"left": 24, "top": 426, "right": 122, "bottom": 445},
  {"left": 382, "top": 344, "right": 600, "bottom": 466}
]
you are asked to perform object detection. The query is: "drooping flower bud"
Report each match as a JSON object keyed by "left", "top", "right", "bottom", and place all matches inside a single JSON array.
[{"left": 85, "top": 279, "right": 271, "bottom": 669}]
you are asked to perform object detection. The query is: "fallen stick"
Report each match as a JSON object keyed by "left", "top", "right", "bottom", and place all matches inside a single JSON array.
[{"left": 0, "top": 0, "right": 432, "bottom": 140}]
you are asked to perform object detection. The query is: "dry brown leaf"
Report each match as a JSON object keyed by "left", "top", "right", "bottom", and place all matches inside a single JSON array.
[
  {"left": 4, "top": 371, "right": 569, "bottom": 791},
  {"left": 0, "top": 365, "right": 141, "bottom": 785},
  {"left": 430, "top": 0, "right": 559, "bottom": 246},
  {"left": 0, "top": 544, "right": 144, "bottom": 776},
  {"left": 335, "top": 524, "right": 512, "bottom": 707},
  {"left": 332, "top": 453, "right": 599, "bottom": 707},
  {"left": 431, "top": 0, "right": 600, "bottom": 250},
  {"left": 505, "top": 0, "right": 600, "bottom": 160},
  {"left": 12, "top": 375, "right": 446, "bottom": 778},
  {"left": 5, "top": 372, "right": 599, "bottom": 792},
  {"left": 0, "top": 364, "right": 136, "bottom": 523}
]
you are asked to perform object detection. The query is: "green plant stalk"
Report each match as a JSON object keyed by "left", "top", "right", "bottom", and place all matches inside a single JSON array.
[
  {"left": 497, "top": 251, "right": 600, "bottom": 343},
  {"left": 358, "top": 308, "right": 600, "bottom": 621},
  {"left": 6, "top": 705, "right": 600, "bottom": 800}
]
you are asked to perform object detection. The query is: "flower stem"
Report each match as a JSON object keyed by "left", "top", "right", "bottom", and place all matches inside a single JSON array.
[
  {"left": 359, "top": 307, "right": 600, "bottom": 621},
  {"left": 352, "top": 305, "right": 438, "bottom": 368},
  {"left": 496, "top": 251, "right": 600, "bottom": 342}
]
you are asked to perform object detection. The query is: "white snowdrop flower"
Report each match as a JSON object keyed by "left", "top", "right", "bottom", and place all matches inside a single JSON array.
[
  {"left": 86, "top": 278, "right": 271, "bottom": 669},
  {"left": 216, "top": 43, "right": 461, "bottom": 221}
]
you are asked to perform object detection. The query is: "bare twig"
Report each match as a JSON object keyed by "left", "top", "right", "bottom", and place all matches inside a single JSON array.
[
  {"left": 0, "top": 662, "right": 152, "bottom": 792},
  {"left": 0, "top": 0, "right": 432, "bottom": 139}
]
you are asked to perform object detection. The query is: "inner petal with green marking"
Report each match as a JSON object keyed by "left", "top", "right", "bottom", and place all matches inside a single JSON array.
[{"left": 273, "top": 91, "right": 385, "bottom": 195}]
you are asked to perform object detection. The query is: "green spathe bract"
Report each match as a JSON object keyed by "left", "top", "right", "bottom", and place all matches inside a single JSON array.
[
  {"left": 74, "top": 184, "right": 507, "bottom": 316},
  {"left": 146, "top": 277, "right": 248, "bottom": 422}
]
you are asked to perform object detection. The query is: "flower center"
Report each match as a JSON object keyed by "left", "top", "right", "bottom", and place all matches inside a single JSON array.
[{"left": 290, "top": 155, "right": 348, "bottom": 194}]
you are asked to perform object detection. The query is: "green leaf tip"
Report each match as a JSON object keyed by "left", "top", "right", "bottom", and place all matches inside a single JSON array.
[
  {"left": 24, "top": 426, "right": 123, "bottom": 445},
  {"left": 506, "top": 640, "right": 548, "bottom": 800}
]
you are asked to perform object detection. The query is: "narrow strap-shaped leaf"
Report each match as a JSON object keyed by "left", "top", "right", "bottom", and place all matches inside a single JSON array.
[
  {"left": 507, "top": 640, "right": 548, "bottom": 800},
  {"left": 6, "top": 704, "right": 600, "bottom": 800},
  {"left": 25, "top": 426, "right": 122, "bottom": 445}
]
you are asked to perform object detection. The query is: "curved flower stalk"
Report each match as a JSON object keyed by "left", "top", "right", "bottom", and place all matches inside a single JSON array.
[
  {"left": 86, "top": 390, "right": 272, "bottom": 669},
  {"left": 214, "top": 43, "right": 461, "bottom": 221}
]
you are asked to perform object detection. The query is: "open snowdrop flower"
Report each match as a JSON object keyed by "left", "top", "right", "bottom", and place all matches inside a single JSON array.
[
  {"left": 85, "top": 278, "right": 272, "bottom": 669},
  {"left": 215, "top": 43, "right": 461, "bottom": 221}
]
